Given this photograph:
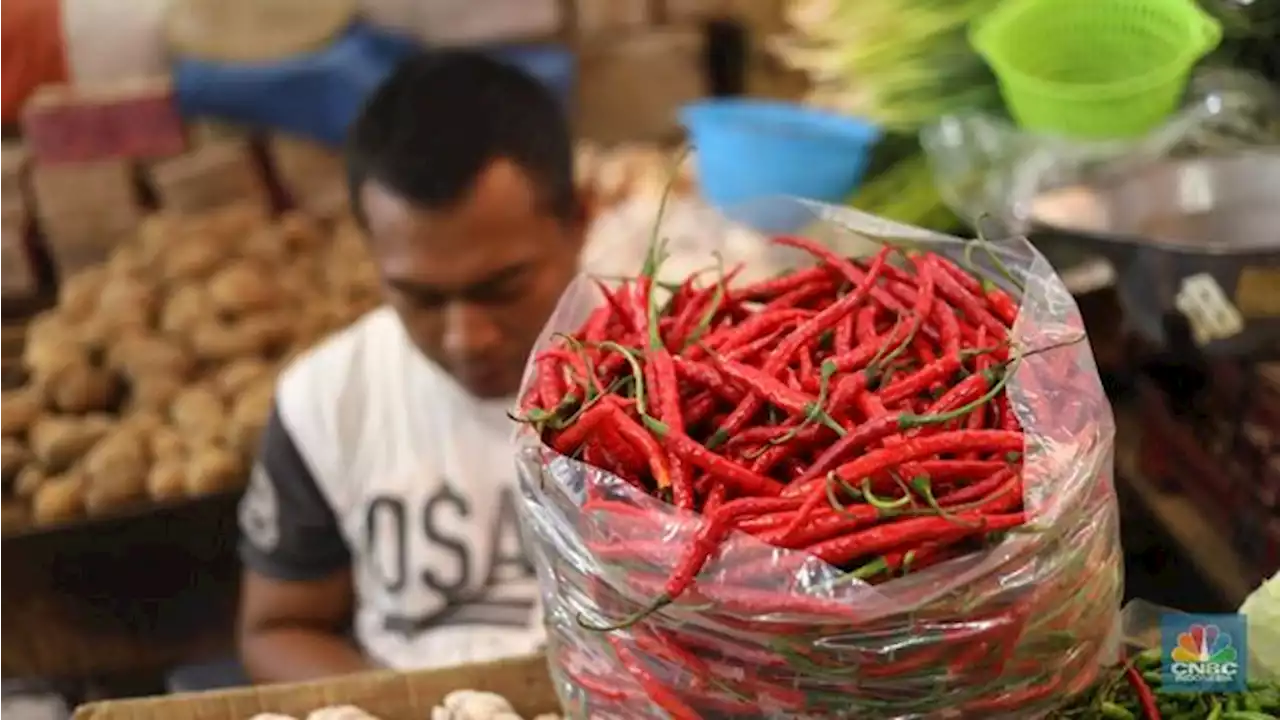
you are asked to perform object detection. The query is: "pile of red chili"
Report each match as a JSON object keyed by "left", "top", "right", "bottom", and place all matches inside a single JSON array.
[{"left": 517, "top": 234, "right": 1121, "bottom": 718}]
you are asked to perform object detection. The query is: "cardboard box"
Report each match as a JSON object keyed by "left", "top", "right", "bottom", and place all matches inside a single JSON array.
[
  {"left": 576, "top": 29, "right": 707, "bottom": 143},
  {"left": 574, "top": 0, "right": 651, "bottom": 36},
  {"left": 72, "top": 654, "right": 559, "bottom": 720},
  {"left": 148, "top": 141, "right": 270, "bottom": 215}
]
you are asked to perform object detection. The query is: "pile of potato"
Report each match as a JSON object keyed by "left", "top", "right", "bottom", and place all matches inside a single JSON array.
[
  {"left": 1, "top": 203, "right": 380, "bottom": 531},
  {"left": 249, "top": 691, "right": 561, "bottom": 720}
]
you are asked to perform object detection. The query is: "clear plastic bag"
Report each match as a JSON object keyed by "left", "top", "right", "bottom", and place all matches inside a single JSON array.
[
  {"left": 920, "top": 67, "right": 1280, "bottom": 231},
  {"left": 514, "top": 199, "right": 1123, "bottom": 719}
]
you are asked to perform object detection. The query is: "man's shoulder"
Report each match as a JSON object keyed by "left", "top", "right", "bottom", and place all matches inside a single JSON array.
[
  {"left": 273, "top": 306, "right": 424, "bottom": 437},
  {"left": 277, "top": 306, "right": 402, "bottom": 400}
]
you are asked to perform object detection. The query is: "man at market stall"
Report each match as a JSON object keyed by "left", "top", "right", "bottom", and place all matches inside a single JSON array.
[{"left": 235, "top": 49, "right": 584, "bottom": 682}]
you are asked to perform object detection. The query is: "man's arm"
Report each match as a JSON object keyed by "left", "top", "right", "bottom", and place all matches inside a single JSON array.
[
  {"left": 237, "top": 403, "right": 373, "bottom": 683},
  {"left": 238, "top": 567, "right": 369, "bottom": 682}
]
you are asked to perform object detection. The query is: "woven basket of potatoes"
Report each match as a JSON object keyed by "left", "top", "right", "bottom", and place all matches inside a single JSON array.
[
  {"left": 248, "top": 691, "right": 562, "bottom": 720},
  {"left": 1, "top": 203, "right": 380, "bottom": 532}
]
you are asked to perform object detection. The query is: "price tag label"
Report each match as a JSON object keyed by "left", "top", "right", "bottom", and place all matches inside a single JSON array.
[{"left": 1175, "top": 273, "right": 1245, "bottom": 347}]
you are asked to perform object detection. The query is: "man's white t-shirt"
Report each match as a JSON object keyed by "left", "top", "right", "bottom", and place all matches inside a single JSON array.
[{"left": 238, "top": 306, "right": 544, "bottom": 671}]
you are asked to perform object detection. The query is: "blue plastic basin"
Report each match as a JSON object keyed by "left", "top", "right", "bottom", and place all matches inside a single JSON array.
[{"left": 680, "top": 100, "right": 882, "bottom": 210}]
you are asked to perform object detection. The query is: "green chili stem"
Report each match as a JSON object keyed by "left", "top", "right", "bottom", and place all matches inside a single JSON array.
[{"left": 861, "top": 478, "right": 913, "bottom": 510}]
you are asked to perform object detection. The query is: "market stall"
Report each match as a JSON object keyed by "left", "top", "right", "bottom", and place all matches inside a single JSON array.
[{"left": 4, "top": 0, "right": 1280, "bottom": 716}]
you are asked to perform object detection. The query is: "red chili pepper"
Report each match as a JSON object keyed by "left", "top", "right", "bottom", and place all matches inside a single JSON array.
[
  {"left": 939, "top": 466, "right": 1021, "bottom": 506},
  {"left": 911, "top": 459, "right": 1009, "bottom": 482},
  {"left": 562, "top": 663, "right": 635, "bottom": 702},
  {"left": 986, "top": 286, "right": 1021, "bottom": 327},
  {"left": 671, "top": 357, "right": 742, "bottom": 402},
  {"left": 633, "top": 628, "right": 713, "bottom": 692},
  {"left": 927, "top": 256, "right": 1009, "bottom": 339},
  {"left": 998, "top": 394, "right": 1021, "bottom": 431},
  {"left": 835, "top": 312, "right": 854, "bottom": 355},
  {"left": 933, "top": 254, "right": 1021, "bottom": 327},
  {"left": 805, "top": 511, "right": 1026, "bottom": 566},
  {"left": 580, "top": 297, "right": 616, "bottom": 344},
  {"left": 867, "top": 256, "right": 938, "bottom": 375},
  {"left": 700, "top": 583, "right": 861, "bottom": 620},
  {"left": 750, "top": 503, "right": 881, "bottom": 548},
  {"left": 533, "top": 353, "right": 570, "bottom": 409},
  {"left": 855, "top": 303, "right": 880, "bottom": 343},
  {"left": 822, "top": 429, "right": 1025, "bottom": 488},
  {"left": 795, "top": 413, "right": 915, "bottom": 484},
  {"left": 549, "top": 399, "right": 616, "bottom": 455},
  {"left": 724, "top": 424, "right": 798, "bottom": 448},
  {"left": 593, "top": 278, "right": 639, "bottom": 334},
  {"left": 710, "top": 249, "right": 890, "bottom": 444},
  {"left": 763, "top": 277, "right": 840, "bottom": 311},
  {"left": 723, "top": 324, "right": 795, "bottom": 363},
  {"left": 825, "top": 315, "right": 913, "bottom": 376},
  {"left": 716, "top": 495, "right": 803, "bottom": 519},
  {"left": 709, "top": 357, "right": 832, "bottom": 421},
  {"left": 797, "top": 347, "right": 814, "bottom": 380},
  {"left": 605, "top": 405, "right": 672, "bottom": 492},
  {"left": 876, "top": 354, "right": 963, "bottom": 406},
  {"left": 644, "top": 416, "right": 786, "bottom": 497},
  {"left": 775, "top": 236, "right": 924, "bottom": 327},
  {"left": 828, "top": 374, "right": 869, "bottom": 417},
  {"left": 797, "top": 398, "right": 1009, "bottom": 488},
  {"left": 747, "top": 425, "right": 835, "bottom": 476},
  {"left": 647, "top": 348, "right": 694, "bottom": 509},
  {"left": 693, "top": 309, "right": 812, "bottom": 359},
  {"left": 1126, "top": 662, "right": 1162, "bottom": 720},
  {"left": 606, "top": 636, "right": 703, "bottom": 720},
  {"left": 735, "top": 265, "right": 834, "bottom": 301},
  {"left": 683, "top": 391, "right": 719, "bottom": 427}
]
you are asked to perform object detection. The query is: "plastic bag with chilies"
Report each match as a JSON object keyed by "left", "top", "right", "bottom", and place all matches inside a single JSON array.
[{"left": 513, "top": 197, "right": 1122, "bottom": 719}]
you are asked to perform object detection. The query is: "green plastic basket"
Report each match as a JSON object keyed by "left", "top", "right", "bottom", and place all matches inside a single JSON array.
[{"left": 971, "top": 0, "right": 1223, "bottom": 139}]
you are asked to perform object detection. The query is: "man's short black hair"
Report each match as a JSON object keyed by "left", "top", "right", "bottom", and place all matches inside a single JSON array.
[{"left": 345, "top": 49, "right": 575, "bottom": 225}]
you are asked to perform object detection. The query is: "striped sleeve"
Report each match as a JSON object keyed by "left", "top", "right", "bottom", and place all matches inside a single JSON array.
[{"left": 238, "top": 402, "right": 351, "bottom": 581}]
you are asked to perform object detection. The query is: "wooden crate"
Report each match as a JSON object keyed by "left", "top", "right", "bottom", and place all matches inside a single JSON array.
[
  {"left": 73, "top": 655, "right": 557, "bottom": 720},
  {"left": 147, "top": 141, "right": 270, "bottom": 215}
]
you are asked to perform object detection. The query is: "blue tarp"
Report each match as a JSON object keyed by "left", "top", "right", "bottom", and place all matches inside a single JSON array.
[{"left": 173, "top": 23, "right": 575, "bottom": 148}]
